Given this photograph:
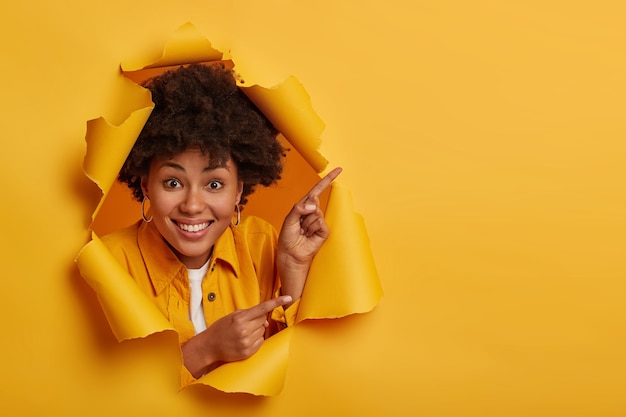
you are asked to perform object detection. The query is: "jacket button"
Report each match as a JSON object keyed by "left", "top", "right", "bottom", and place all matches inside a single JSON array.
[{"left": 207, "top": 292, "right": 216, "bottom": 302}]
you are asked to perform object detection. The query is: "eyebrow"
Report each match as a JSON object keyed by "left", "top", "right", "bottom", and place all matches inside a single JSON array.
[{"left": 160, "top": 162, "right": 185, "bottom": 172}]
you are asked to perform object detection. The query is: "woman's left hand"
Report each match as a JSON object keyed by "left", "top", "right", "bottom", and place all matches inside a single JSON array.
[{"left": 277, "top": 167, "right": 342, "bottom": 301}]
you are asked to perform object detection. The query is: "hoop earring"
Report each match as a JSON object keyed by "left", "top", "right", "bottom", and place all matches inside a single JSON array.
[
  {"left": 141, "top": 196, "right": 153, "bottom": 223},
  {"left": 232, "top": 204, "right": 241, "bottom": 226}
]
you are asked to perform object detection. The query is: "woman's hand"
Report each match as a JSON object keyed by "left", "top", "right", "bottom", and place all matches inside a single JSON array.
[
  {"left": 181, "top": 295, "right": 292, "bottom": 378},
  {"left": 277, "top": 167, "right": 342, "bottom": 302}
]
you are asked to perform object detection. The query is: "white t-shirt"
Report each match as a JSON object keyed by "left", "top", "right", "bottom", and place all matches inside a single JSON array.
[{"left": 187, "top": 259, "right": 210, "bottom": 334}]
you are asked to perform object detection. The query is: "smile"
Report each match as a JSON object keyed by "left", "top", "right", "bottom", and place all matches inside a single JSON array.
[{"left": 176, "top": 222, "right": 211, "bottom": 232}]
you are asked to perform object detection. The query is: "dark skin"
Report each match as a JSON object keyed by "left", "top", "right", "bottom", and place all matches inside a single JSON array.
[{"left": 181, "top": 167, "right": 342, "bottom": 378}]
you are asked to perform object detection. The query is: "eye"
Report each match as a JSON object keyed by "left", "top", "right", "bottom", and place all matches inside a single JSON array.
[
  {"left": 164, "top": 178, "right": 181, "bottom": 189},
  {"left": 207, "top": 180, "right": 223, "bottom": 190}
]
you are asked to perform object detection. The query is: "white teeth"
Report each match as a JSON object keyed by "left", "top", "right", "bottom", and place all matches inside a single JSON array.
[{"left": 178, "top": 222, "right": 210, "bottom": 232}]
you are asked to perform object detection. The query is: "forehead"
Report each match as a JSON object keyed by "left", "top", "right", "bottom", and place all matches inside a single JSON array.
[{"left": 152, "top": 148, "right": 235, "bottom": 170}]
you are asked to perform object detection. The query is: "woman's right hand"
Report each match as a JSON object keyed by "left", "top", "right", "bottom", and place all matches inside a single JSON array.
[{"left": 181, "top": 295, "right": 292, "bottom": 378}]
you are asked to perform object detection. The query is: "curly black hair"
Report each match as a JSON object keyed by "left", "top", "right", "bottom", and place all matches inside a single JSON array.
[{"left": 118, "top": 63, "right": 285, "bottom": 206}]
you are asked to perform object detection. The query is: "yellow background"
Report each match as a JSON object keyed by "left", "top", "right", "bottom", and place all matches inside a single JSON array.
[{"left": 1, "top": 1, "right": 625, "bottom": 415}]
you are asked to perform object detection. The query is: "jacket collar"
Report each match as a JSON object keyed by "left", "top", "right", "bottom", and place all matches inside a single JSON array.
[{"left": 137, "top": 221, "right": 240, "bottom": 295}]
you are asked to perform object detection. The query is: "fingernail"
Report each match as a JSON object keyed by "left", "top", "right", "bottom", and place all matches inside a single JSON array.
[
  {"left": 284, "top": 295, "right": 293, "bottom": 303},
  {"left": 305, "top": 204, "right": 316, "bottom": 210}
]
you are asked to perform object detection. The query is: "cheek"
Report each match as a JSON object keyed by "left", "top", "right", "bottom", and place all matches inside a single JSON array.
[
  {"left": 148, "top": 192, "right": 177, "bottom": 215},
  {"left": 213, "top": 195, "right": 237, "bottom": 217}
]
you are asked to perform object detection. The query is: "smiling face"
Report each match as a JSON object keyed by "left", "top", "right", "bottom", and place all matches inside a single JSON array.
[{"left": 141, "top": 148, "right": 243, "bottom": 269}]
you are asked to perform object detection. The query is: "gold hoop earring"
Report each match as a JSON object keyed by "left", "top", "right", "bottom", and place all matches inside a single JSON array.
[
  {"left": 141, "top": 196, "right": 153, "bottom": 223},
  {"left": 232, "top": 204, "right": 241, "bottom": 226}
]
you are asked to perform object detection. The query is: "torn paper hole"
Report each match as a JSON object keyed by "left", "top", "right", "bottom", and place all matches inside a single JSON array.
[{"left": 75, "top": 22, "right": 382, "bottom": 396}]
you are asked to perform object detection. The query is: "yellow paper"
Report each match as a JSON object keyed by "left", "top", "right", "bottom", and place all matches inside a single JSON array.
[
  {"left": 197, "top": 327, "right": 291, "bottom": 396},
  {"left": 297, "top": 184, "right": 383, "bottom": 322},
  {"left": 76, "top": 233, "right": 175, "bottom": 340},
  {"left": 5, "top": 2, "right": 626, "bottom": 415},
  {"left": 75, "top": 22, "right": 381, "bottom": 396},
  {"left": 242, "top": 79, "right": 329, "bottom": 173},
  {"left": 83, "top": 107, "right": 153, "bottom": 222},
  {"left": 121, "top": 22, "right": 223, "bottom": 72}
]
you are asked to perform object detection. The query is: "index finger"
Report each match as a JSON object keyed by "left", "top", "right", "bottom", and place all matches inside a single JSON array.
[
  {"left": 300, "top": 167, "right": 343, "bottom": 203},
  {"left": 246, "top": 296, "right": 293, "bottom": 318}
]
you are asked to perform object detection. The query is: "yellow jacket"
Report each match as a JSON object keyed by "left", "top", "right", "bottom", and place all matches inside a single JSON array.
[{"left": 101, "top": 215, "right": 297, "bottom": 350}]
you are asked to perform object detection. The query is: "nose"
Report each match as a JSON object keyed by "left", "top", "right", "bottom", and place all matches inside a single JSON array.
[{"left": 180, "top": 187, "right": 205, "bottom": 214}]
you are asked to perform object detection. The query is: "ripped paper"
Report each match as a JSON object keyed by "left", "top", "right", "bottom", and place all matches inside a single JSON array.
[
  {"left": 75, "top": 22, "right": 382, "bottom": 396},
  {"left": 242, "top": 80, "right": 328, "bottom": 173}
]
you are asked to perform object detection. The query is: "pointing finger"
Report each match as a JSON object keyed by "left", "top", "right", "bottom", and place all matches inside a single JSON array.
[
  {"left": 246, "top": 296, "right": 293, "bottom": 319},
  {"left": 300, "top": 167, "right": 342, "bottom": 204}
]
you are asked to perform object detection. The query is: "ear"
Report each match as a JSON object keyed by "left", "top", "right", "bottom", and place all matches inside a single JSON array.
[
  {"left": 236, "top": 181, "right": 244, "bottom": 205},
  {"left": 140, "top": 176, "right": 149, "bottom": 199}
]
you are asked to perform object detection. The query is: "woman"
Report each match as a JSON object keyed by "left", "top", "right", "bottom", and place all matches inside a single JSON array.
[{"left": 102, "top": 63, "right": 340, "bottom": 382}]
